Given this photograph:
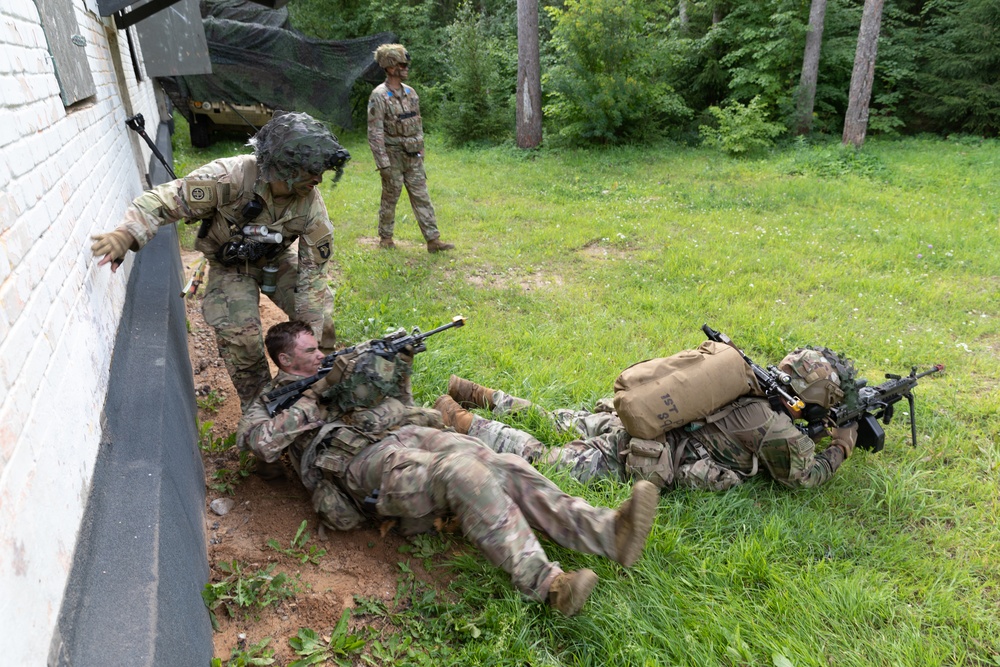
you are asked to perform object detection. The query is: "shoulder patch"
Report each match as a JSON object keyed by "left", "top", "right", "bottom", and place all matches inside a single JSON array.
[
  {"left": 317, "top": 241, "right": 331, "bottom": 259},
  {"left": 183, "top": 179, "right": 218, "bottom": 206}
]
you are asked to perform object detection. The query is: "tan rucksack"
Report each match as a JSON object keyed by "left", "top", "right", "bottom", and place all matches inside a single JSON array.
[{"left": 613, "top": 341, "right": 760, "bottom": 439}]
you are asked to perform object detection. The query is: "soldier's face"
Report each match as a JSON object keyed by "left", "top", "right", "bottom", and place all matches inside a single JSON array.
[
  {"left": 281, "top": 332, "right": 324, "bottom": 376},
  {"left": 270, "top": 170, "right": 323, "bottom": 199},
  {"left": 393, "top": 62, "right": 410, "bottom": 81}
]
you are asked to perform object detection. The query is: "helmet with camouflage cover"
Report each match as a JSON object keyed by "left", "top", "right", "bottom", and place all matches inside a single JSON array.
[
  {"left": 248, "top": 110, "right": 351, "bottom": 186},
  {"left": 778, "top": 347, "right": 857, "bottom": 410},
  {"left": 374, "top": 43, "right": 410, "bottom": 70}
]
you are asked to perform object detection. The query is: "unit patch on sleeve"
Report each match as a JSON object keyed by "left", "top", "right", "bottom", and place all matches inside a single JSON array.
[{"left": 183, "top": 179, "right": 218, "bottom": 205}]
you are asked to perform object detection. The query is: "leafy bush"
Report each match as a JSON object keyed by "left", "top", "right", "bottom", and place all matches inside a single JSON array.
[
  {"left": 440, "top": 1, "right": 515, "bottom": 144},
  {"left": 699, "top": 96, "right": 785, "bottom": 155},
  {"left": 543, "top": 0, "right": 690, "bottom": 144}
]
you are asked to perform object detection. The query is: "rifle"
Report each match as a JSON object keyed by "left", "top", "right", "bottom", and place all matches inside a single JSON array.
[
  {"left": 804, "top": 364, "right": 944, "bottom": 452},
  {"left": 180, "top": 258, "right": 207, "bottom": 298},
  {"left": 263, "top": 316, "right": 466, "bottom": 417},
  {"left": 702, "top": 324, "right": 805, "bottom": 413}
]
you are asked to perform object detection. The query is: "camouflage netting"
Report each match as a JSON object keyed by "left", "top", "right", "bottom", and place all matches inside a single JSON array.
[{"left": 160, "top": 0, "right": 394, "bottom": 129}]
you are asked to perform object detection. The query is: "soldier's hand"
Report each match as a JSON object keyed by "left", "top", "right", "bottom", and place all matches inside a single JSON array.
[
  {"left": 829, "top": 423, "right": 858, "bottom": 459},
  {"left": 91, "top": 228, "right": 136, "bottom": 273},
  {"left": 396, "top": 344, "right": 416, "bottom": 365}
]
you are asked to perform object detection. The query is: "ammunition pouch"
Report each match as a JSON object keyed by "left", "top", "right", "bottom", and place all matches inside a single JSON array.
[{"left": 623, "top": 437, "right": 673, "bottom": 489}]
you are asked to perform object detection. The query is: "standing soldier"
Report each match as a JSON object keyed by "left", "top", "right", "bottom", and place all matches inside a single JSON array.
[
  {"left": 367, "top": 43, "right": 455, "bottom": 253},
  {"left": 91, "top": 111, "right": 349, "bottom": 410}
]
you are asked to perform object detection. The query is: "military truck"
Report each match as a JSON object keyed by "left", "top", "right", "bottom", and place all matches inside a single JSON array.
[{"left": 188, "top": 99, "right": 274, "bottom": 147}]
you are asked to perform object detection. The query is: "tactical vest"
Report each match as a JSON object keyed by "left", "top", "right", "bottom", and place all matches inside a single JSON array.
[{"left": 191, "top": 160, "right": 298, "bottom": 266}]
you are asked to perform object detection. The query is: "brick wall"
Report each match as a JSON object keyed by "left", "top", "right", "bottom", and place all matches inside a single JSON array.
[{"left": 0, "top": 0, "right": 161, "bottom": 661}]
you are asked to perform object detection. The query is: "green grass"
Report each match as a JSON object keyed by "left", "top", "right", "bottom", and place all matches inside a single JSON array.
[{"left": 175, "top": 115, "right": 1000, "bottom": 665}]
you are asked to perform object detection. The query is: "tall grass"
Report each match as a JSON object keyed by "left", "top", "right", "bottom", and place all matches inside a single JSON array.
[{"left": 175, "top": 116, "right": 1000, "bottom": 665}]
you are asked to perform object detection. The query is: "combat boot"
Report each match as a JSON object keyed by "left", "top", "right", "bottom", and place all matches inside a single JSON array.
[
  {"left": 613, "top": 480, "right": 658, "bottom": 567},
  {"left": 433, "top": 395, "right": 474, "bottom": 434},
  {"left": 379, "top": 237, "right": 396, "bottom": 249},
  {"left": 447, "top": 375, "right": 496, "bottom": 409},
  {"left": 426, "top": 238, "right": 455, "bottom": 253},
  {"left": 547, "top": 569, "right": 598, "bottom": 616}
]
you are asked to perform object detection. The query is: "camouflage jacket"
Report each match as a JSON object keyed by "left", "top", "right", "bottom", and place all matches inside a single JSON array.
[
  {"left": 367, "top": 82, "right": 424, "bottom": 169},
  {"left": 123, "top": 154, "right": 333, "bottom": 320},
  {"left": 237, "top": 370, "right": 329, "bottom": 464},
  {"left": 675, "top": 397, "right": 847, "bottom": 489}
]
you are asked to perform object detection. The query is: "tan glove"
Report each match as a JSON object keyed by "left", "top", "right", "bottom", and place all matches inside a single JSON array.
[
  {"left": 829, "top": 423, "right": 858, "bottom": 459},
  {"left": 91, "top": 228, "right": 136, "bottom": 270}
]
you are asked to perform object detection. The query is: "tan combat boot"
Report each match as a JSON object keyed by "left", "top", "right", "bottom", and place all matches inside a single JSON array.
[
  {"left": 426, "top": 238, "right": 455, "bottom": 253},
  {"left": 547, "top": 569, "right": 598, "bottom": 616},
  {"left": 447, "top": 375, "right": 496, "bottom": 409},
  {"left": 433, "top": 395, "right": 474, "bottom": 434},
  {"left": 613, "top": 480, "right": 658, "bottom": 567},
  {"left": 379, "top": 237, "right": 396, "bottom": 249}
]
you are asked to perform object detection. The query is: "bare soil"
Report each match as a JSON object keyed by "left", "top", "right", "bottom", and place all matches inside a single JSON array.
[{"left": 182, "top": 253, "right": 450, "bottom": 664}]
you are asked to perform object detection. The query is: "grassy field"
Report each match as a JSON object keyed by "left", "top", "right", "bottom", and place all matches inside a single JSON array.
[{"left": 174, "top": 117, "right": 1000, "bottom": 666}]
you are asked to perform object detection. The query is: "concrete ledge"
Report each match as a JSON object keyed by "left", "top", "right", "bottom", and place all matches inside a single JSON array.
[{"left": 52, "top": 120, "right": 212, "bottom": 666}]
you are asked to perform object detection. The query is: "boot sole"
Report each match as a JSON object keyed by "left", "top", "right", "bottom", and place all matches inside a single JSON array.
[
  {"left": 559, "top": 569, "right": 598, "bottom": 616},
  {"left": 618, "top": 481, "right": 658, "bottom": 567}
]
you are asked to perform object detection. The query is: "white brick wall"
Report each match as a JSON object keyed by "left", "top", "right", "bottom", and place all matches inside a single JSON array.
[{"left": 0, "top": 0, "right": 161, "bottom": 661}]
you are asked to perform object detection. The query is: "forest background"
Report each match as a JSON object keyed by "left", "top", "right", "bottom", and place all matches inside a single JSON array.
[{"left": 288, "top": 0, "right": 999, "bottom": 148}]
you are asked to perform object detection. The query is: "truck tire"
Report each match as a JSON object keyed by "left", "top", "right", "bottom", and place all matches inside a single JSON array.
[{"left": 190, "top": 115, "right": 212, "bottom": 148}]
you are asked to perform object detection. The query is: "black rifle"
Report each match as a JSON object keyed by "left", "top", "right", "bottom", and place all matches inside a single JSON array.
[
  {"left": 702, "top": 324, "right": 805, "bottom": 413},
  {"left": 263, "top": 316, "right": 466, "bottom": 416},
  {"left": 803, "top": 364, "right": 944, "bottom": 452}
]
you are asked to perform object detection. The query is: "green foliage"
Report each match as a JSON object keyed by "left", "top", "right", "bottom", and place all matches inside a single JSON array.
[
  {"left": 716, "top": 0, "right": 808, "bottom": 121},
  {"left": 211, "top": 638, "right": 276, "bottom": 667},
  {"left": 700, "top": 96, "right": 786, "bottom": 155},
  {"left": 543, "top": 0, "right": 691, "bottom": 144},
  {"left": 210, "top": 450, "right": 254, "bottom": 495},
  {"left": 784, "top": 137, "right": 888, "bottom": 178},
  {"left": 287, "top": 613, "right": 366, "bottom": 666},
  {"left": 198, "top": 421, "right": 237, "bottom": 453},
  {"left": 197, "top": 389, "right": 225, "bottom": 413},
  {"left": 352, "top": 566, "right": 482, "bottom": 665},
  {"left": 203, "top": 561, "right": 300, "bottom": 628},
  {"left": 908, "top": 0, "right": 1000, "bottom": 136},
  {"left": 439, "top": 2, "right": 515, "bottom": 145},
  {"left": 266, "top": 520, "right": 328, "bottom": 564}
]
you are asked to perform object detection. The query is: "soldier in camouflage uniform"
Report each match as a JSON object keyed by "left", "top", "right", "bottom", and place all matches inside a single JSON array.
[
  {"left": 237, "top": 320, "right": 658, "bottom": 616},
  {"left": 367, "top": 44, "right": 455, "bottom": 253},
  {"left": 436, "top": 347, "right": 860, "bottom": 492},
  {"left": 92, "top": 111, "right": 349, "bottom": 409}
]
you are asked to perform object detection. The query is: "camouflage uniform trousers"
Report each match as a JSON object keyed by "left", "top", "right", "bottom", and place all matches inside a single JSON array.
[
  {"left": 375, "top": 426, "right": 618, "bottom": 601},
  {"left": 202, "top": 250, "right": 335, "bottom": 410},
  {"left": 378, "top": 149, "right": 440, "bottom": 242},
  {"left": 467, "top": 392, "right": 630, "bottom": 484}
]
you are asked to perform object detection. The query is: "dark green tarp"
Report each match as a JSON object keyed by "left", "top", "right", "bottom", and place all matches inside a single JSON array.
[{"left": 161, "top": 0, "right": 393, "bottom": 129}]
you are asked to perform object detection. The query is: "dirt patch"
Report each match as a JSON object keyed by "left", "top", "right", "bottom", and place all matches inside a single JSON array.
[
  {"left": 448, "top": 267, "right": 564, "bottom": 292},
  {"left": 181, "top": 252, "right": 446, "bottom": 664}
]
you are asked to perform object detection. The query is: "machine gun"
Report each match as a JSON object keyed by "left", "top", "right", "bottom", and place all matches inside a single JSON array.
[
  {"left": 702, "top": 324, "right": 805, "bottom": 414},
  {"left": 803, "top": 364, "right": 944, "bottom": 452},
  {"left": 263, "top": 316, "right": 466, "bottom": 416}
]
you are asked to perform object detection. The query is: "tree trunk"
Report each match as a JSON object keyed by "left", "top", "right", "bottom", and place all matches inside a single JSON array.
[
  {"left": 794, "top": 0, "right": 827, "bottom": 135},
  {"left": 842, "top": 0, "right": 885, "bottom": 147},
  {"left": 516, "top": 0, "right": 542, "bottom": 148},
  {"left": 678, "top": 0, "right": 688, "bottom": 34}
]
